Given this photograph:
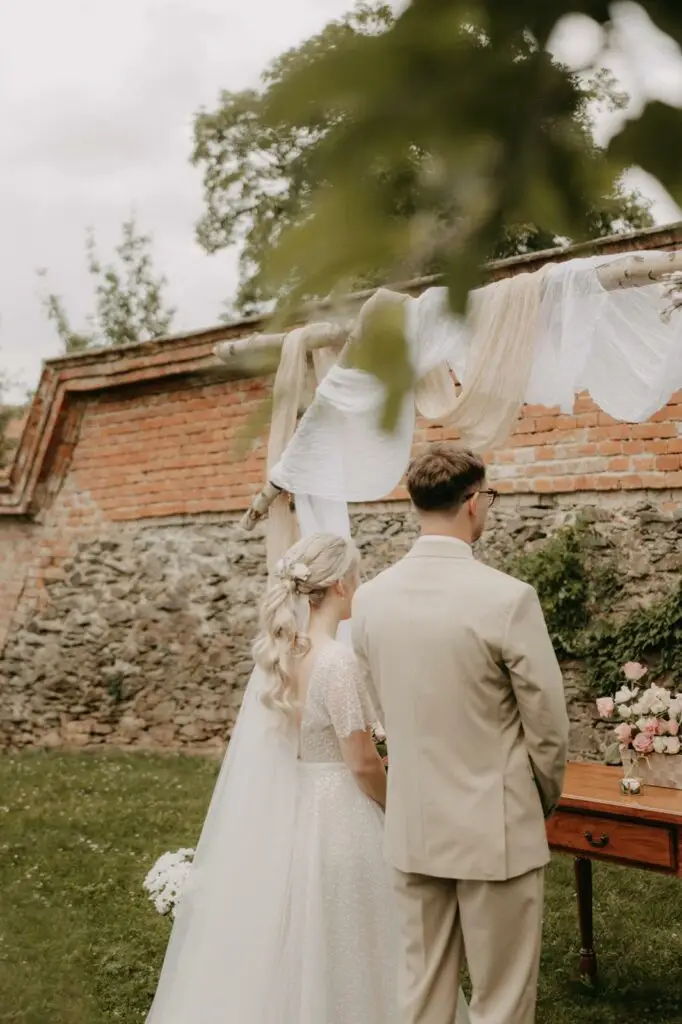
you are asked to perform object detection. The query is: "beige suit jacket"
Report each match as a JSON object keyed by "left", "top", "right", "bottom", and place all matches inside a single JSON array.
[{"left": 351, "top": 536, "right": 569, "bottom": 882}]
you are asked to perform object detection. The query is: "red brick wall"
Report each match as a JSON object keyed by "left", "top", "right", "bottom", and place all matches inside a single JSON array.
[
  {"left": 21, "top": 378, "right": 680, "bottom": 524},
  {"left": 65, "top": 379, "right": 270, "bottom": 522},
  {"left": 418, "top": 391, "right": 682, "bottom": 504}
]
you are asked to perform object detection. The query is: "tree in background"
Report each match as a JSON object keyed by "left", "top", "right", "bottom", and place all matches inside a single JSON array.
[
  {"left": 0, "top": 366, "right": 26, "bottom": 470},
  {"left": 192, "top": 1, "right": 654, "bottom": 317},
  {"left": 38, "top": 217, "right": 175, "bottom": 354},
  {"left": 0, "top": 385, "right": 11, "bottom": 468}
]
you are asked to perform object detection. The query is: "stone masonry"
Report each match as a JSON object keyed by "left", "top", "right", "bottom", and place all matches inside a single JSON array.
[{"left": 0, "top": 494, "right": 680, "bottom": 758}]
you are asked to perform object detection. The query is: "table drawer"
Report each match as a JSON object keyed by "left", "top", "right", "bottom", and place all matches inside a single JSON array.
[{"left": 547, "top": 810, "right": 674, "bottom": 869}]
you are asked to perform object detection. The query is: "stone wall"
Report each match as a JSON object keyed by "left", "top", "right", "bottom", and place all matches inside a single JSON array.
[{"left": 2, "top": 493, "right": 680, "bottom": 757}]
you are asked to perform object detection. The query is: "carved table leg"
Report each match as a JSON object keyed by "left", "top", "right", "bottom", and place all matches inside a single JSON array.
[{"left": 574, "top": 857, "right": 598, "bottom": 985}]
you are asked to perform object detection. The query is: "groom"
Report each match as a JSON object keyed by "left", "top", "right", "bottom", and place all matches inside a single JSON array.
[{"left": 351, "top": 443, "right": 569, "bottom": 1024}]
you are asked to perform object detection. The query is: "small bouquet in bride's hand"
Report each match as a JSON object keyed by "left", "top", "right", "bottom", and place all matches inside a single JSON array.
[
  {"left": 143, "top": 848, "right": 195, "bottom": 917},
  {"left": 372, "top": 724, "right": 388, "bottom": 767}
]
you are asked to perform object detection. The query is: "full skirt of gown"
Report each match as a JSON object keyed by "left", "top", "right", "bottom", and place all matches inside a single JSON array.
[{"left": 275, "top": 761, "right": 399, "bottom": 1023}]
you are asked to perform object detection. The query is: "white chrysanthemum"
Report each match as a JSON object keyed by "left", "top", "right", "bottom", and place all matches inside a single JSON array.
[{"left": 143, "top": 848, "right": 195, "bottom": 917}]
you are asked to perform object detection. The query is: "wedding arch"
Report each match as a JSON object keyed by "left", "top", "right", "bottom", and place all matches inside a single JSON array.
[{"left": 215, "top": 248, "right": 682, "bottom": 571}]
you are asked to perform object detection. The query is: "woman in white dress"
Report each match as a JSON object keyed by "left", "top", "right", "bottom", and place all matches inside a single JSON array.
[{"left": 146, "top": 532, "right": 468, "bottom": 1024}]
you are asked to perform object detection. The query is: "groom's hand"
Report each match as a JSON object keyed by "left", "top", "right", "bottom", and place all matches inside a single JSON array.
[{"left": 503, "top": 585, "right": 570, "bottom": 815}]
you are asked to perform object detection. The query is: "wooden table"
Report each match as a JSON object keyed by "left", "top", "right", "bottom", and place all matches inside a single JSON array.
[{"left": 546, "top": 761, "right": 682, "bottom": 983}]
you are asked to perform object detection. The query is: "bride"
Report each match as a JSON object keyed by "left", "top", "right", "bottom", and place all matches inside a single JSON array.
[{"left": 146, "top": 532, "right": 469, "bottom": 1023}]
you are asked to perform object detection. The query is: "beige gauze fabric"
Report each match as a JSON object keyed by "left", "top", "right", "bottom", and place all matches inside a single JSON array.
[
  {"left": 414, "top": 265, "right": 552, "bottom": 451},
  {"left": 262, "top": 265, "right": 550, "bottom": 568}
]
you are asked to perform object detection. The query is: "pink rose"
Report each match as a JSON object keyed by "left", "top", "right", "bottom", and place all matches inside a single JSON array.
[
  {"left": 623, "top": 661, "right": 648, "bottom": 682},
  {"left": 643, "top": 718, "right": 661, "bottom": 735},
  {"left": 614, "top": 723, "right": 633, "bottom": 746},
  {"left": 667, "top": 720, "right": 680, "bottom": 737},
  {"left": 596, "top": 697, "right": 615, "bottom": 719},
  {"left": 633, "top": 732, "right": 654, "bottom": 755}
]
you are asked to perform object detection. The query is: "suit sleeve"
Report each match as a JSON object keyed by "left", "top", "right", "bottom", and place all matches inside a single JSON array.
[
  {"left": 502, "top": 584, "right": 569, "bottom": 818},
  {"left": 350, "top": 587, "right": 383, "bottom": 723}
]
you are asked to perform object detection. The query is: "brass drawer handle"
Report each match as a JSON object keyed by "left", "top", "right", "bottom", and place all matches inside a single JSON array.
[{"left": 584, "top": 830, "right": 609, "bottom": 849}]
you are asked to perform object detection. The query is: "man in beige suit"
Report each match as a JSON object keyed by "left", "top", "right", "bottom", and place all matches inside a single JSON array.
[{"left": 351, "top": 444, "right": 569, "bottom": 1024}]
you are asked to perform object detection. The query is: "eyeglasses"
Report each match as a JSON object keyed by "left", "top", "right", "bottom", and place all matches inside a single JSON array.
[{"left": 474, "top": 488, "right": 499, "bottom": 508}]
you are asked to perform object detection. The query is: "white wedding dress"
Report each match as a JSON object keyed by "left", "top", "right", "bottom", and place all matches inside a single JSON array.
[
  {"left": 276, "top": 640, "right": 399, "bottom": 1022},
  {"left": 148, "top": 637, "right": 455, "bottom": 1023}
]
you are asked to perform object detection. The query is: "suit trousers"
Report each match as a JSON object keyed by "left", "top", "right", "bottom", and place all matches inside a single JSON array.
[{"left": 392, "top": 866, "right": 544, "bottom": 1024}]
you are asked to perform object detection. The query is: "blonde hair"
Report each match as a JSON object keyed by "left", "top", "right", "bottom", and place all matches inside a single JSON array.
[{"left": 253, "top": 533, "right": 359, "bottom": 718}]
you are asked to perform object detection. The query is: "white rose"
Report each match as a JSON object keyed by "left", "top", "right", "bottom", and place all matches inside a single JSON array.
[
  {"left": 653, "top": 737, "right": 667, "bottom": 755},
  {"left": 618, "top": 705, "right": 633, "bottom": 719},
  {"left": 637, "top": 689, "right": 654, "bottom": 713},
  {"left": 290, "top": 562, "right": 311, "bottom": 582},
  {"left": 668, "top": 698, "right": 682, "bottom": 719},
  {"left": 651, "top": 698, "right": 668, "bottom": 715},
  {"left": 666, "top": 736, "right": 681, "bottom": 755},
  {"left": 615, "top": 686, "right": 636, "bottom": 705},
  {"left": 636, "top": 717, "right": 649, "bottom": 732}
]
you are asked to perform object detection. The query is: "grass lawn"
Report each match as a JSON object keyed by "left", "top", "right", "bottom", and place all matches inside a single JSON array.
[{"left": 1, "top": 752, "right": 681, "bottom": 1024}]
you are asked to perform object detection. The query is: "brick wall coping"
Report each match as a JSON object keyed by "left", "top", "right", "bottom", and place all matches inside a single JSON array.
[{"left": 2, "top": 221, "right": 682, "bottom": 518}]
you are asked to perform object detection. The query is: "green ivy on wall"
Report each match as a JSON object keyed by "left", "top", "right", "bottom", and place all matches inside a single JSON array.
[
  {"left": 585, "top": 584, "right": 682, "bottom": 696},
  {"left": 508, "top": 519, "right": 682, "bottom": 697}
]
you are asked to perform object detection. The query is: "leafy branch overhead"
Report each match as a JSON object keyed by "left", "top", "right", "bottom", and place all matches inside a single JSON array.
[
  {"left": 38, "top": 218, "right": 175, "bottom": 354},
  {"left": 192, "top": 1, "right": 660, "bottom": 319}
]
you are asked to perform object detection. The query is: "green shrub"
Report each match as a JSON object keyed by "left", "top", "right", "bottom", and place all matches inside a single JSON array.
[{"left": 508, "top": 520, "right": 682, "bottom": 697}]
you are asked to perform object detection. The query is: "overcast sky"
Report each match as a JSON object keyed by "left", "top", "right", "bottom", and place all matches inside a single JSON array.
[{"left": 1, "top": 0, "right": 682, "bottom": 401}]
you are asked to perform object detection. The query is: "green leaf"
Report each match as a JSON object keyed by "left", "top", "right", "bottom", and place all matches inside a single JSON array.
[
  {"left": 608, "top": 101, "right": 682, "bottom": 205},
  {"left": 347, "top": 298, "right": 413, "bottom": 431},
  {"left": 604, "top": 742, "right": 623, "bottom": 767}
]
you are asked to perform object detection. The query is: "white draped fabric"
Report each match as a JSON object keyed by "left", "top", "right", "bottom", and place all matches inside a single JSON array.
[{"left": 271, "top": 252, "right": 682, "bottom": 506}]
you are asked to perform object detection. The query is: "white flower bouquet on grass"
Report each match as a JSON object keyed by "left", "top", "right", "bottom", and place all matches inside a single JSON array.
[
  {"left": 596, "top": 662, "right": 682, "bottom": 791},
  {"left": 143, "top": 848, "right": 195, "bottom": 917}
]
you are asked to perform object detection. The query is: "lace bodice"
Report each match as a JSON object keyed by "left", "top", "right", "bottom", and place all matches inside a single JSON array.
[{"left": 298, "top": 642, "right": 376, "bottom": 763}]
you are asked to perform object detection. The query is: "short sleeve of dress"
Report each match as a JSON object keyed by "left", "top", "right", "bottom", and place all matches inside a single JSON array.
[{"left": 321, "top": 645, "right": 377, "bottom": 740}]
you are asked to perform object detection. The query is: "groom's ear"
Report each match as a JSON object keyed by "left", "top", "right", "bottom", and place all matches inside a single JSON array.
[{"left": 466, "top": 491, "right": 479, "bottom": 516}]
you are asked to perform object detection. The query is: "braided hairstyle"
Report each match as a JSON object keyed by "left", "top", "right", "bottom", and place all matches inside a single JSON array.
[{"left": 253, "top": 533, "right": 359, "bottom": 718}]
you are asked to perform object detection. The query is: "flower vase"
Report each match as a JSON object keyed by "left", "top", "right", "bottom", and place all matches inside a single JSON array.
[
  {"left": 621, "top": 750, "right": 682, "bottom": 792},
  {"left": 620, "top": 753, "right": 644, "bottom": 795}
]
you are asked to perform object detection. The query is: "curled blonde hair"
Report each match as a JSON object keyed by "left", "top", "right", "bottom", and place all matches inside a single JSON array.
[{"left": 253, "top": 533, "right": 359, "bottom": 718}]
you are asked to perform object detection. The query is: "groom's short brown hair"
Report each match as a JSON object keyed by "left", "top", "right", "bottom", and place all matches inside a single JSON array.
[{"left": 407, "top": 444, "right": 486, "bottom": 512}]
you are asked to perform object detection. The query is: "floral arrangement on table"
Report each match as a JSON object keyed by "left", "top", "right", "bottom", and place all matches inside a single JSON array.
[
  {"left": 143, "top": 847, "right": 195, "bottom": 917},
  {"left": 596, "top": 661, "right": 682, "bottom": 791}
]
